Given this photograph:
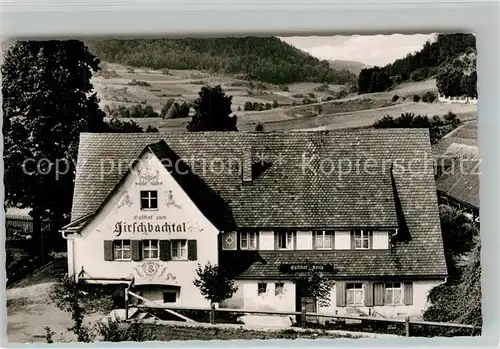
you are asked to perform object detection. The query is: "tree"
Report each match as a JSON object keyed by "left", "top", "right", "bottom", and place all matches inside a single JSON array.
[
  {"left": 187, "top": 85, "right": 237, "bottom": 131},
  {"left": 255, "top": 123, "right": 264, "bottom": 132},
  {"left": 438, "top": 205, "right": 478, "bottom": 281},
  {"left": 160, "top": 99, "right": 175, "bottom": 118},
  {"left": 2, "top": 40, "right": 105, "bottom": 256},
  {"left": 49, "top": 275, "right": 97, "bottom": 342},
  {"left": 423, "top": 206, "right": 481, "bottom": 330},
  {"left": 193, "top": 262, "right": 238, "bottom": 305},
  {"left": 297, "top": 272, "right": 333, "bottom": 307},
  {"left": 357, "top": 67, "right": 392, "bottom": 94}
]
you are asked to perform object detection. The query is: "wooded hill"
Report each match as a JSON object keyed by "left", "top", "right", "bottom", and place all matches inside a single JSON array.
[
  {"left": 357, "top": 34, "right": 477, "bottom": 95},
  {"left": 382, "top": 34, "right": 476, "bottom": 83},
  {"left": 87, "top": 37, "right": 357, "bottom": 85}
]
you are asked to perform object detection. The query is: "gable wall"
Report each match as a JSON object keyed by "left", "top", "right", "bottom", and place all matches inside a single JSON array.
[{"left": 70, "top": 150, "right": 219, "bottom": 307}]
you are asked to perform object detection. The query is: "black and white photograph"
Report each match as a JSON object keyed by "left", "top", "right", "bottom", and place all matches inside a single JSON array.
[{"left": 3, "top": 33, "right": 481, "bottom": 343}]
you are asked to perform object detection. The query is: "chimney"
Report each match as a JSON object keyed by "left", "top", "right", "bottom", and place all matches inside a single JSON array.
[{"left": 242, "top": 147, "right": 253, "bottom": 184}]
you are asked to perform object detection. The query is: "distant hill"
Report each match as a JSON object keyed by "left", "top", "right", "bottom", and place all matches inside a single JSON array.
[
  {"left": 87, "top": 37, "right": 357, "bottom": 85},
  {"left": 327, "top": 60, "right": 366, "bottom": 75}
]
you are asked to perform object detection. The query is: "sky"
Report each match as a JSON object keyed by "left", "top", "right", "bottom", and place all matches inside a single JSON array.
[{"left": 280, "top": 34, "right": 437, "bottom": 67}]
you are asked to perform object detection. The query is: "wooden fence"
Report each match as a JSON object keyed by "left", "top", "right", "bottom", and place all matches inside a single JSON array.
[{"left": 125, "top": 294, "right": 479, "bottom": 337}]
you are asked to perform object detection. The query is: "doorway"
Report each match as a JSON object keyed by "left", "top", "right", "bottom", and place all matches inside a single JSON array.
[{"left": 295, "top": 280, "right": 317, "bottom": 323}]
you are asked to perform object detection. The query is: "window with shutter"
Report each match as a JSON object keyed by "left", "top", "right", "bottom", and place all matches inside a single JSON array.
[
  {"left": 313, "top": 231, "right": 333, "bottom": 249},
  {"left": 353, "top": 230, "right": 371, "bottom": 249},
  {"left": 385, "top": 282, "right": 403, "bottom": 305},
  {"left": 114, "top": 240, "right": 131, "bottom": 260},
  {"left": 143, "top": 239, "right": 159, "bottom": 260},
  {"left": 346, "top": 283, "right": 364, "bottom": 305},
  {"left": 188, "top": 240, "right": 197, "bottom": 260},
  {"left": 171, "top": 240, "right": 188, "bottom": 260}
]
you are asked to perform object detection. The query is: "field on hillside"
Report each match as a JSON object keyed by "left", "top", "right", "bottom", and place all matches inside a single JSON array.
[
  {"left": 95, "top": 63, "right": 477, "bottom": 133},
  {"left": 94, "top": 63, "right": 342, "bottom": 113}
]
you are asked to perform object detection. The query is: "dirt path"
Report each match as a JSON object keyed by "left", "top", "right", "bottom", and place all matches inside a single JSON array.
[{"left": 6, "top": 258, "right": 106, "bottom": 344}]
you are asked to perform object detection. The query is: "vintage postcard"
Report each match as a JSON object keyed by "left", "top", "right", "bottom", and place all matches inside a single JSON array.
[{"left": 3, "top": 33, "right": 480, "bottom": 343}]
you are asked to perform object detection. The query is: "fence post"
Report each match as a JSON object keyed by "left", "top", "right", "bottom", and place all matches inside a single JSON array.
[
  {"left": 210, "top": 303, "right": 216, "bottom": 325},
  {"left": 301, "top": 306, "right": 306, "bottom": 328},
  {"left": 125, "top": 288, "right": 129, "bottom": 320},
  {"left": 405, "top": 316, "right": 410, "bottom": 337}
]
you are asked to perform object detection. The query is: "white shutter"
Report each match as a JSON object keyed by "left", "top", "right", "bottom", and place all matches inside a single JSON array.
[
  {"left": 296, "top": 231, "right": 313, "bottom": 250},
  {"left": 334, "top": 231, "right": 351, "bottom": 250},
  {"left": 259, "top": 231, "right": 275, "bottom": 250},
  {"left": 372, "top": 231, "right": 389, "bottom": 249}
]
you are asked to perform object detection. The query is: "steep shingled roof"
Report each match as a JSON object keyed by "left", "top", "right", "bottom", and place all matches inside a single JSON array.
[
  {"left": 69, "top": 129, "right": 447, "bottom": 277},
  {"left": 433, "top": 121, "right": 480, "bottom": 209}
]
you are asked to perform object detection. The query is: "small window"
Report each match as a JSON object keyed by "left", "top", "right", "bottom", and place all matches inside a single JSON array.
[
  {"left": 277, "top": 231, "right": 294, "bottom": 250},
  {"left": 114, "top": 240, "right": 131, "bottom": 260},
  {"left": 171, "top": 240, "right": 188, "bottom": 260},
  {"left": 384, "top": 282, "right": 403, "bottom": 305},
  {"left": 257, "top": 283, "right": 267, "bottom": 295},
  {"left": 354, "top": 230, "right": 371, "bottom": 249},
  {"left": 346, "top": 283, "right": 364, "bottom": 305},
  {"left": 314, "top": 231, "right": 333, "bottom": 249},
  {"left": 275, "top": 282, "right": 284, "bottom": 296},
  {"left": 163, "top": 291, "right": 177, "bottom": 303},
  {"left": 240, "top": 232, "right": 258, "bottom": 250},
  {"left": 143, "top": 239, "right": 159, "bottom": 260},
  {"left": 140, "top": 190, "right": 158, "bottom": 210}
]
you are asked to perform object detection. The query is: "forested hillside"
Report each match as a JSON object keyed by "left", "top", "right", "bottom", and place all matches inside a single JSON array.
[
  {"left": 357, "top": 34, "right": 476, "bottom": 95},
  {"left": 383, "top": 34, "right": 476, "bottom": 82},
  {"left": 87, "top": 37, "right": 357, "bottom": 85}
]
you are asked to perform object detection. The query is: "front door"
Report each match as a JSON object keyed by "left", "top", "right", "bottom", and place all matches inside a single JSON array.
[{"left": 295, "top": 280, "right": 317, "bottom": 323}]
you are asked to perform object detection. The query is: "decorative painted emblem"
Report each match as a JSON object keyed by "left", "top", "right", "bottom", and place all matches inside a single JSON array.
[
  {"left": 133, "top": 261, "right": 177, "bottom": 283},
  {"left": 222, "top": 231, "right": 236, "bottom": 250},
  {"left": 135, "top": 160, "right": 162, "bottom": 186},
  {"left": 164, "top": 190, "right": 181, "bottom": 209},
  {"left": 186, "top": 223, "right": 205, "bottom": 233},
  {"left": 117, "top": 192, "right": 133, "bottom": 209},
  {"left": 225, "top": 234, "right": 235, "bottom": 246}
]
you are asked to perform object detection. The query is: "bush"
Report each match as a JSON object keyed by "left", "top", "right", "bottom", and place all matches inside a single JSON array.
[
  {"left": 422, "top": 91, "right": 437, "bottom": 103},
  {"left": 413, "top": 94, "right": 421, "bottom": 102},
  {"left": 272, "top": 100, "right": 279, "bottom": 108},
  {"left": 392, "top": 95, "right": 400, "bottom": 102},
  {"left": 279, "top": 85, "right": 290, "bottom": 92},
  {"left": 443, "top": 111, "right": 457, "bottom": 121},
  {"left": 128, "top": 80, "right": 151, "bottom": 87},
  {"left": 255, "top": 123, "right": 264, "bottom": 132}
]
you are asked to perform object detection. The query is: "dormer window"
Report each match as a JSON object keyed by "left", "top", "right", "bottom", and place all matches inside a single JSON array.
[
  {"left": 277, "top": 231, "right": 295, "bottom": 250},
  {"left": 353, "top": 230, "right": 371, "bottom": 249},
  {"left": 140, "top": 190, "right": 158, "bottom": 210}
]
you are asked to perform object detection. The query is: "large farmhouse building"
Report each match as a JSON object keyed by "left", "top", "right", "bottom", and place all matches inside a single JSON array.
[{"left": 61, "top": 130, "right": 447, "bottom": 320}]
